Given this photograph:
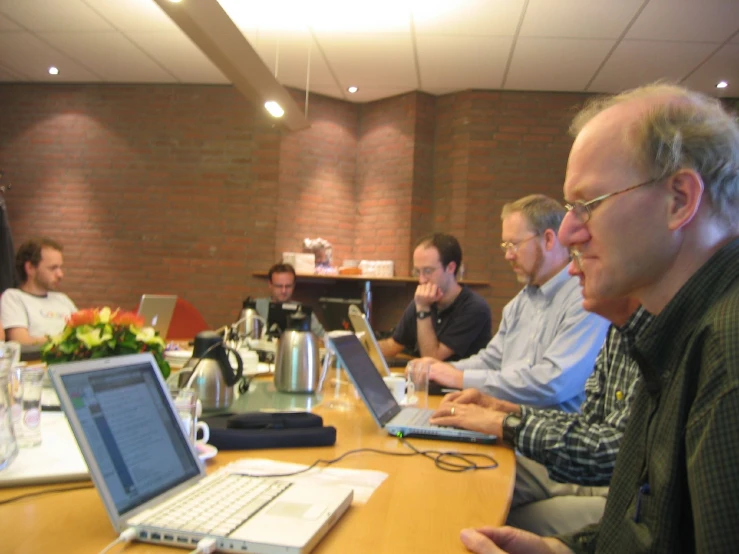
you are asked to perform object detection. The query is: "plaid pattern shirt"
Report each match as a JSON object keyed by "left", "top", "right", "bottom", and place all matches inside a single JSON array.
[
  {"left": 516, "top": 307, "right": 652, "bottom": 485},
  {"left": 561, "top": 237, "right": 739, "bottom": 553}
]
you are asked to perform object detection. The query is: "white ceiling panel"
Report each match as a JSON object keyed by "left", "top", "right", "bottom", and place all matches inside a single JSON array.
[
  {"left": 520, "top": 0, "right": 644, "bottom": 39},
  {"left": 316, "top": 33, "right": 417, "bottom": 89},
  {"left": 627, "top": 0, "right": 739, "bottom": 42},
  {"left": 0, "top": 12, "right": 22, "bottom": 31},
  {"left": 682, "top": 43, "right": 739, "bottom": 96},
  {"left": 0, "top": 62, "right": 25, "bottom": 80},
  {"left": 0, "top": 32, "right": 101, "bottom": 81},
  {"left": 41, "top": 31, "right": 176, "bottom": 82},
  {"left": 417, "top": 35, "right": 512, "bottom": 90},
  {"left": 505, "top": 38, "right": 615, "bottom": 91},
  {"left": 590, "top": 40, "right": 718, "bottom": 93},
  {"left": 83, "top": 0, "right": 178, "bottom": 32},
  {"left": 0, "top": 0, "right": 113, "bottom": 32},
  {"left": 127, "top": 31, "right": 229, "bottom": 84},
  {"left": 244, "top": 31, "right": 337, "bottom": 88},
  {"left": 413, "top": 0, "right": 525, "bottom": 36}
]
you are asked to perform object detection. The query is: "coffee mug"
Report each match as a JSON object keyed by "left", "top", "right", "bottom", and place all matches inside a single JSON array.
[
  {"left": 383, "top": 375, "right": 406, "bottom": 404},
  {"left": 170, "top": 388, "right": 210, "bottom": 446}
]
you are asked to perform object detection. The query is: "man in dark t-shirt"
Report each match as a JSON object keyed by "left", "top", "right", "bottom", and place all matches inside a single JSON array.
[{"left": 379, "top": 234, "right": 492, "bottom": 362}]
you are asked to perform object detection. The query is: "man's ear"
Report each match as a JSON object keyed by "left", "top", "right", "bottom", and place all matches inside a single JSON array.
[
  {"left": 542, "top": 228, "right": 557, "bottom": 251},
  {"left": 666, "top": 169, "right": 704, "bottom": 231},
  {"left": 24, "top": 260, "right": 35, "bottom": 277},
  {"left": 445, "top": 261, "right": 457, "bottom": 276}
]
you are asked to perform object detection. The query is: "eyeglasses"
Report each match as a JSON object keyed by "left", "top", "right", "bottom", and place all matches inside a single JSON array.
[
  {"left": 412, "top": 266, "right": 441, "bottom": 278},
  {"left": 500, "top": 234, "right": 539, "bottom": 254},
  {"left": 564, "top": 177, "right": 661, "bottom": 223}
]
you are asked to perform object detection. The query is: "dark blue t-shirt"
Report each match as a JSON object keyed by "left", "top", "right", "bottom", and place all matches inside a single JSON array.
[{"left": 391, "top": 286, "right": 492, "bottom": 361}]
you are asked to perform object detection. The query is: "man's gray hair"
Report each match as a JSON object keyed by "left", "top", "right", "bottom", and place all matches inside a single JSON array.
[
  {"left": 501, "top": 195, "right": 566, "bottom": 235},
  {"left": 571, "top": 82, "right": 739, "bottom": 226}
]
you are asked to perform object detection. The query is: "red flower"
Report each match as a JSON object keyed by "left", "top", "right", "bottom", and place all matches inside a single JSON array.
[
  {"left": 111, "top": 310, "right": 145, "bottom": 328},
  {"left": 67, "top": 309, "right": 98, "bottom": 327}
]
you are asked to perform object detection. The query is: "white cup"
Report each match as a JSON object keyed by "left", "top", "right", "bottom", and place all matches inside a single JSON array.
[
  {"left": 383, "top": 375, "right": 406, "bottom": 404},
  {"left": 171, "top": 388, "right": 209, "bottom": 446}
]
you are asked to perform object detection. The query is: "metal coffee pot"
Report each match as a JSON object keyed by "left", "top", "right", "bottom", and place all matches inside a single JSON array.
[
  {"left": 274, "top": 311, "right": 320, "bottom": 393},
  {"left": 180, "top": 331, "right": 243, "bottom": 411},
  {"left": 238, "top": 297, "right": 264, "bottom": 341}
]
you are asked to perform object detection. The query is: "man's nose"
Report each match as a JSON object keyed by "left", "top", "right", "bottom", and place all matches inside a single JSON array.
[
  {"left": 504, "top": 249, "right": 516, "bottom": 262},
  {"left": 558, "top": 211, "right": 590, "bottom": 247}
]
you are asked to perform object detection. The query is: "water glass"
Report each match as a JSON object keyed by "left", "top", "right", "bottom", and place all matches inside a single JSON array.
[
  {"left": 11, "top": 365, "right": 45, "bottom": 448},
  {"left": 405, "top": 360, "right": 430, "bottom": 409},
  {"left": 0, "top": 345, "right": 19, "bottom": 470},
  {"left": 170, "top": 388, "right": 209, "bottom": 447}
]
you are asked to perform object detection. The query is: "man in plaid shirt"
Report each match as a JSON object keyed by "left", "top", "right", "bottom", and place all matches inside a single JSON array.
[{"left": 432, "top": 298, "right": 652, "bottom": 535}]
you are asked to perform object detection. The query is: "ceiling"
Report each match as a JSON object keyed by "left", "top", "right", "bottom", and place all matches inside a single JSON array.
[{"left": 0, "top": 0, "right": 738, "bottom": 106}]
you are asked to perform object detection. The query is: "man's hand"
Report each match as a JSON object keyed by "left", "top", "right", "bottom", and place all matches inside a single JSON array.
[
  {"left": 460, "top": 526, "right": 573, "bottom": 554},
  {"left": 428, "top": 360, "right": 464, "bottom": 389},
  {"left": 440, "top": 389, "right": 521, "bottom": 415},
  {"left": 430, "top": 403, "right": 505, "bottom": 436},
  {"left": 414, "top": 283, "right": 443, "bottom": 312}
]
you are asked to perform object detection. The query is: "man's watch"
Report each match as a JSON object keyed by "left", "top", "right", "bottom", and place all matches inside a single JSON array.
[
  {"left": 416, "top": 311, "right": 431, "bottom": 320},
  {"left": 502, "top": 413, "right": 522, "bottom": 446}
]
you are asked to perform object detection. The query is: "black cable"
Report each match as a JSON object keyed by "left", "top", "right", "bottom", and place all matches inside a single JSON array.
[
  {"left": 234, "top": 437, "right": 498, "bottom": 478},
  {"left": 0, "top": 483, "right": 95, "bottom": 506}
]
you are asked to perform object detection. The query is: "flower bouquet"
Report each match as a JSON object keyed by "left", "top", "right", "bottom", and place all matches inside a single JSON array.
[{"left": 41, "top": 307, "right": 171, "bottom": 379}]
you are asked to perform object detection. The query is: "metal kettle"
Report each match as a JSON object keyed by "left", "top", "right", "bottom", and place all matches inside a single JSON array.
[
  {"left": 238, "top": 297, "right": 264, "bottom": 340},
  {"left": 274, "top": 311, "right": 320, "bottom": 393},
  {"left": 181, "top": 331, "right": 243, "bottom": 411}
]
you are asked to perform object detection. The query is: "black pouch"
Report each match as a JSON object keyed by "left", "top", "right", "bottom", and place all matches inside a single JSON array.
[{"left": 202, "top": 412, "right": 336, "bottom": 451}]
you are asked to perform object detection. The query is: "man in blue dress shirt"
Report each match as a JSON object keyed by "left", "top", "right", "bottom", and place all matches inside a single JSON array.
[{"left": 428, "top": 195, "right": 609, "bottom": 412}]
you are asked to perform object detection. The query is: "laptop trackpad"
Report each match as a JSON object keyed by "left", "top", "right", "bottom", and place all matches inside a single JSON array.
[{"left": 267, "top": 501, "right": 325, "bottom": 520}]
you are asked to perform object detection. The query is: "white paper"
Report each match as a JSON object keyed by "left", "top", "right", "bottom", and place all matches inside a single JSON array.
[{"left": 225, "top": 458, "right": 387, "bottom": 504}]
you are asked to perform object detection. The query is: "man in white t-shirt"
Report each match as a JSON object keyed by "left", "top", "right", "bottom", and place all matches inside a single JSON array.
[{"left": 1, "top": 237, "right": 77, "bottom": 345}]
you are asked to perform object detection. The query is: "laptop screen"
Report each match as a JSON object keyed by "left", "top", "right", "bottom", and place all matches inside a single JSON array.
[
  {"left": 57, "top": 359, "right": 201, "bottom": 514},
  {"left": 330, "top": 334, "right": 402, "bottom": 427}
]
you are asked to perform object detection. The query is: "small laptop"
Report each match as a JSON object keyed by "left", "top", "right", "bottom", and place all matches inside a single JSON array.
[
  {"left": 329, "top": 334, "right": 496, "bottom": 444},
  {"left": 136, "top": 294, "right": 177, "bottom": 337},
  {"left": 48, "top": 353, "right": 353, "bottom": 554},
  {"left": 347, "top": 305, "right": 392, "bottom": 377}
]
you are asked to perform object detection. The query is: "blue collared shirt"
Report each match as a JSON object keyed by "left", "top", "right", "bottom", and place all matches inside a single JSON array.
[{"left": 454, "top": 266, "right": 609, "bottom": 412}]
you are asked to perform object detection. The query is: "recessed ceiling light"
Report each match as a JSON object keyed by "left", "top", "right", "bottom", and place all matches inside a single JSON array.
[
  {"left": 48, "top": 66, "right": 59, "bottom": 75},
  {"left": 347, "top": 86, "right": 358, "bottom": 94},
  {"left": 716, "top": 81, "right": 728, "bottom": 89},
  {"left": 264, "top": 101, "right": 285, "bottom": 118},
  {"left": 168, "top": 0, "right": 182, "bottom": 3}
]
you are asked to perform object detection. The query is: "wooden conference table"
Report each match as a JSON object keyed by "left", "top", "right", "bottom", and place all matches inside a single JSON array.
[{"left": 0, "top": 388, "right": 515, "bottom": 554}]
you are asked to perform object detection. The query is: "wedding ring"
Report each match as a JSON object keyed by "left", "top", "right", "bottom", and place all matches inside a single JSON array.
[{"left": 451, "top": 407, "right": 456, "bottom": 416}]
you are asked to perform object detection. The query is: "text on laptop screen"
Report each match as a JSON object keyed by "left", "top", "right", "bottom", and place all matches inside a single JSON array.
[
  {"left": 60, "top": 362, "right": 201, "bottom": 514},
  {"left": 331, "top": 334, "right": 401, "bottom": 426}
]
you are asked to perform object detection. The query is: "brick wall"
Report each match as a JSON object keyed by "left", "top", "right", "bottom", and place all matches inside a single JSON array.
[{"left": 0, "top": 83, "right": 594, "bottom": 335}]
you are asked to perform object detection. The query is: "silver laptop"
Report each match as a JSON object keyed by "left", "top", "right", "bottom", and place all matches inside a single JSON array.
[
  {"left": 48, "top": 353, "right": 353, "bottom": 554},
  {"left": 136, "top": 294, "right": 177, "bottom": 337},
  {"left": 329, "top": 334, "right": 496, "bottom": 445},
  {"left": 347, "top": 305, "right": 391, "bottom": 376}
]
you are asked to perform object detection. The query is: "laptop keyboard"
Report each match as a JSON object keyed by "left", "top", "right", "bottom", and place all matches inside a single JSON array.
[
  {"left": 131, "top": 473, "right": 291, "bottom": 536},
  {"left": 394, "top": 407, "right": 434, "bottom": 427}
]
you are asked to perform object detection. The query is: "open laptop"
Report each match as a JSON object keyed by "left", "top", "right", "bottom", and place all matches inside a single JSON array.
[
  {"left": 347, "top": 305, "right": 392, "bottom": 376},
  {"left": 329, "top": 334, "right": 496, "bottom": 444},
  {"left": 136, "top": 294, "right": 177, "bottom": 337},
  {"left": 48, "top": 353, "right": 353, "bottom": 554}
]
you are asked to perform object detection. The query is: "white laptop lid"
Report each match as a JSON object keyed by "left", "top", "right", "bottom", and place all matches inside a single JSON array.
[
  {"left": 48, "top": 353, "right": 203, "bottom": 532},
  {"left": 136, "top": 294, "right": 177, "bottom": 337},
  {"left": 347, "top": 305, "right": 391, "bottom": 377}
]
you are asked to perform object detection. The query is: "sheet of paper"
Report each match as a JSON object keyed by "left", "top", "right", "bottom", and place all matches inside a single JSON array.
[
  {"left": 225, "top": 458, "right": 387, "bottom": 504},
  {"left": 0, "top": 412, "right": 89, "bottom": 487}
]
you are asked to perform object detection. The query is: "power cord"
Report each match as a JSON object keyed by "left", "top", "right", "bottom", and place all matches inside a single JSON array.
[
  {"left": 97, "top": 528, "right": 137, "bottom": 554},
  {"left": 188, "top": 537, "right": 217, "bottom": 554},
  {"left": 231, "top": 436, "right": 498, "bottom": 478},
  {"left": 0, "top": 483, "right": 94, "bottom": 505}
]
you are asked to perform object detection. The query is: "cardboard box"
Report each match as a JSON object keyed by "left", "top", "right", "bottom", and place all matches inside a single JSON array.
[{"left": 282, "top": 252, "right": 315, "bottom": 274}]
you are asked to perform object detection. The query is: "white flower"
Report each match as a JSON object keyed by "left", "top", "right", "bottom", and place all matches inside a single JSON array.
[
  {"left": 136, "top": 326, "right": 166, "bottom": 348},
  {"left": 76, "top": 326, "right": 113, "bottom": 348}
]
